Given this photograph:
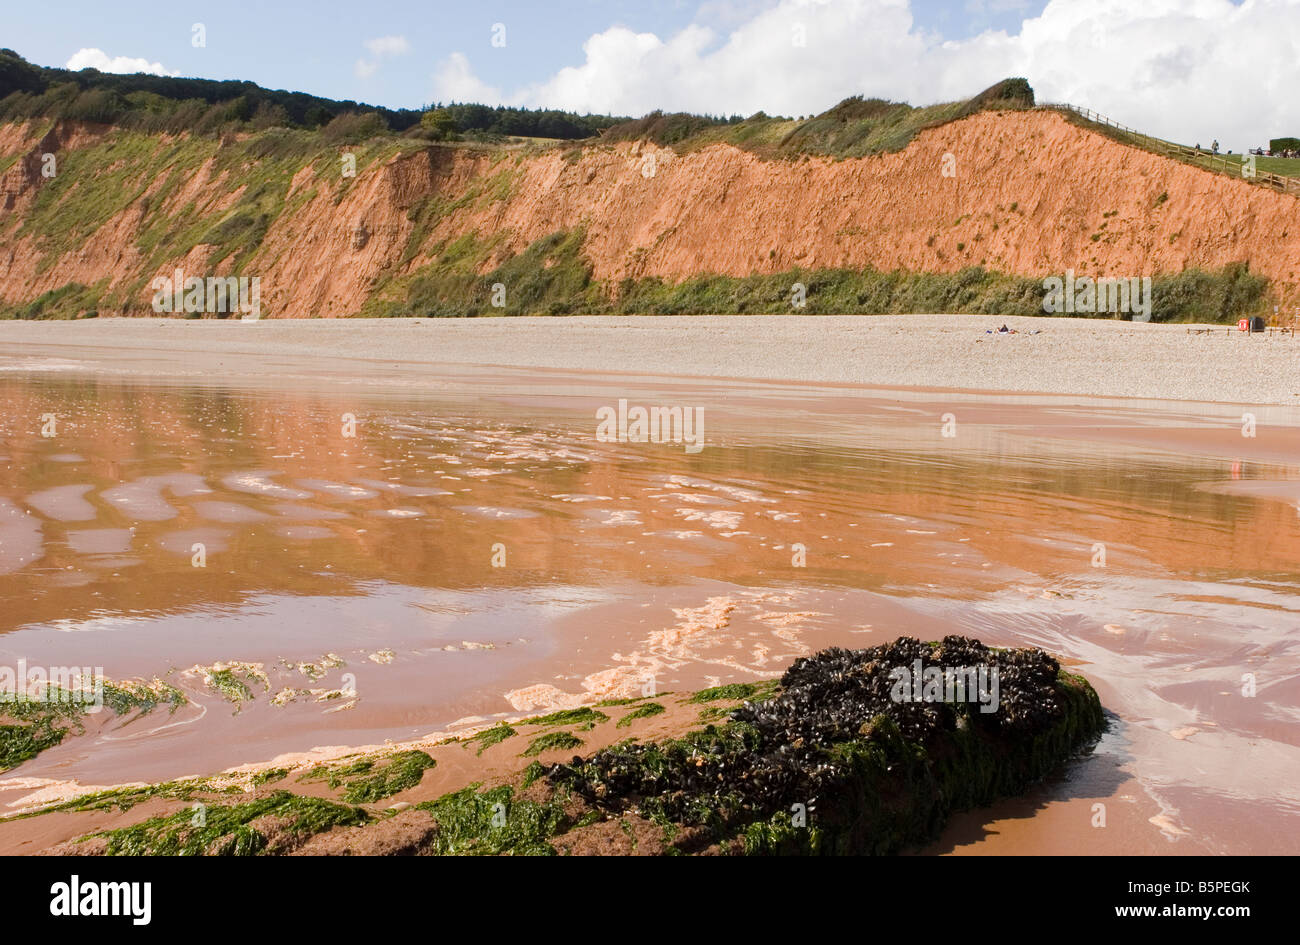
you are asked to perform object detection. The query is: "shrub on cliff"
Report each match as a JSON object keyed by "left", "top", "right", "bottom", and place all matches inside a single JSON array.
[
  {"left": 321, "top": 110, "right": 389, "bottom": 145},
  {"left": 1152, "top": 263, "right": 1268, "bottom": 322}
]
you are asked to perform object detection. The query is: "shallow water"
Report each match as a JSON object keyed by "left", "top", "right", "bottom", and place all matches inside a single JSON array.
[{"left": 1, "top": 366, "right": 1298, "bottom": 853}]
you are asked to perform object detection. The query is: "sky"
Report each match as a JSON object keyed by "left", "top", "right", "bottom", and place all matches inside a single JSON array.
[{"left": 5, "top": 0, "right": 1298, "bottom": 150}]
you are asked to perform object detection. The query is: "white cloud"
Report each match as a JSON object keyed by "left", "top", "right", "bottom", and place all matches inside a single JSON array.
[
  {"left": 365, "top": 36, "right": 411, "bottom": 58},
  {"left": 355, "top": 34, "right": 411, "bottom": 79},
  {"left": 65, "top": 48, "right": 179, "bottom": 77},
  {"left": 427, "top": 0, "right": 1300, "bottom": 150},
  {"left": 431, "top": 52, "right": 503, "bottom": 104}
]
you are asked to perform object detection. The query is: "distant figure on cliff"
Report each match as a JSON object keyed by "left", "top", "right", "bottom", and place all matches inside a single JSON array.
[{"left": 1212, "top": 139, "right": 1220, "bottom": 154}]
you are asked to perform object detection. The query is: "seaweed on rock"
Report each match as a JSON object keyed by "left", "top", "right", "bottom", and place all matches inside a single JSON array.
[{"left": 547, "top": 636, "right": 1104, "bottom": 854}]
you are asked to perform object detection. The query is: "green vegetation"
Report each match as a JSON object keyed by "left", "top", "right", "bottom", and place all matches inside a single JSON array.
[
  {"left": 251, "top": 768, "right": 289, "bottom": 786},
  {"left": 1, "top": 281, "right": 105, "bottom": 319},
  {"left": 617, "top": 702, "right": 666, "bottom": 727},
  {"left": 379, "top": 229, "right": 1266, "bottom": 322},
  {"left": 419, "top": 108, "right": 460, "bottom": 142},
  {"left": 520, "top": 761, "right": 547, "bottom": 790},
  {"left": 1199, "top": 151, "right": 1300, "bottom": 179},
  {"left": 91, "top": 790, "right": 367, "bottom": 855},
  {"left": 521, "top": 731, "right": 584, "bottom": 757},
  {"left": 1150, "top": 263, "right": 1269, "bottom": 322},
  {"left": 554, "top": 666, "right": 1105, "bottom": 854},
  {"left": 0, "top": 62, "right": 1283, "bottom": 324},
  {"left": 688, "top": 681, "right": 778, "bottom": 703},
  {"left": 0, "top": 698, "right": 79, "bottom": 770},
  {"left": 602, "top": 78, "right": 1035, "bottom": 161},
  {"left": 463, "top": 723, "right": 517, "bottom": 756},
  {"left": 100, "top": 680, "right": 187, "bottom": 715},
  {"left": 518, "top": 707, "right": 608, "bottom": 728},
  {"left": 205, "top": 668, "right": 254, "bottom": 704},
  {"left": 1, "top": 678, "right": 194, "bottom": 772},
  {"left": 1054, "top": 106, "right": 1300, "bottom": 183},
  {"left": 369, "top": 228, "right": 598, "bottom": 317},
  {"left": 697, "top": 705, "right": 734, "bottom": 724},
  {"left": 0, "top": 48, "right": 624, "bottom": 139},
  {"left": 595, "top": 695, "right": 661, "bottom": 707},
  {"left": 13, "top": 780, "right": 212, "bottom": 818},
  {"left": 16, "top": 643, "right": 1108, "bottom": 857},
  {"left": 416, "top": 785, "right": 567, "bottom": 855},
  {"left": 300, "top": 750, "right": 436, "bottom": 803},
  {"left": 384, "top": 228, "right": 1047, "bottom": 319}
]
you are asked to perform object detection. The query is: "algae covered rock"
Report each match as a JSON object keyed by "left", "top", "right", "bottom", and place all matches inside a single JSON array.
[
  {"left": 45, "top": 637, "right": 1104, "bottom": 856},
  {"left": 548, "top": 636, "right": 1104, "bottom": 854}
]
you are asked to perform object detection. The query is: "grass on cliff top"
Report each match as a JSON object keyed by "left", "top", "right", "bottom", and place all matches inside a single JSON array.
[
  {"left": 601, "top": 78, "right": 1036, "bottom": 160},
  {"left": 1194, "top": 152, "right": 1300, "bottom": 179},
  {"left": 1053, "top": 107, "right": 1300, "bottom": 185}
]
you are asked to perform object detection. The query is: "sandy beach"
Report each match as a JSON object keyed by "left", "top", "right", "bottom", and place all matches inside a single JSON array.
[
  {"left": 1, "top": 314, "right": 1298, "bottom": 405},
  {"left": 2, "top": 313, "right": 1299, "bottom": 856}
]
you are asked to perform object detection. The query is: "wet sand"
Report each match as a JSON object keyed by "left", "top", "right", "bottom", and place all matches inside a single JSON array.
[{"left": 1, "top": 322, "right": 1298, "bottom": 854}]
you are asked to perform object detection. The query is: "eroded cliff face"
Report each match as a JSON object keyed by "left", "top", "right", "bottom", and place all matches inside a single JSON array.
[{"left": 2, "top": 109, "right": 1297, "bottom": 316}]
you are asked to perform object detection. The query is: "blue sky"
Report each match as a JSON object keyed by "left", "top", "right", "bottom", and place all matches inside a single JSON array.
[
  {"left": 7, "top": 0, "right": 1047, "bottom": 111},
  {"left": 4, "top": 0, "right": 1293, "bottom": 150}
]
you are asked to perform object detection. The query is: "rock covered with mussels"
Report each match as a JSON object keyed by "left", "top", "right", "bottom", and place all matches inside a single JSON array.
[{"left": 547, "top": 635, "right": 1104, "bottom": 853}]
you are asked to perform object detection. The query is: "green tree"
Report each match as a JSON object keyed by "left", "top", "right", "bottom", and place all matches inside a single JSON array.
[{"left": 420, "top": 107, "right": 460, "bottom": 141}]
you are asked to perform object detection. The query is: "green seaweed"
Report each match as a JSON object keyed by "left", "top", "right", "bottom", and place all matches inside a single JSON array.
[
  {"left": 552, "top": 653, "right": 1106, "bottom": 855},
  {"left": 594, "top": 695, "right": 658, "bottom": 707},
  {"left": 464, "top": 723, "right": 517, "bottom": 756},
  {"left": 520, "top": 761, "right": 547, "bottom": 790},
  {"left": 251, "top": 768, "right": 289, "bottom": 786},
  {"left": 696, "top": 705, "right": 734, "bottom": 725},
  {"left": 0, "top": 718, "right": 68, "bottom": 770},
  {"left": 688, "top": 683, "right": 761, "bottom": 704},
  {"left": 205, "top": 669, "right": 254, "bottom": 704},
  {"left": 518, "top": 707, "right": 608, "bottom": 728},
  {"left": 416, "top": 785, "right": 566, "bottom": 855},
  {"left": 300, "top": 750, "right": 436, "bottom": 803},
  {"left": 91, "top": 790, "right": 367, "bottom": 855},
  {"left": 0, "top": 688, "right": 90, "bottom": 771},
  {"left": 100, "top": 681, "right": 187, "bottom": 716},
  {"left": 617, "top": 703, "right": 666, "bottom": 728},
  {"left": 521, "top": 731, "right": 584, "bottom": 757}
]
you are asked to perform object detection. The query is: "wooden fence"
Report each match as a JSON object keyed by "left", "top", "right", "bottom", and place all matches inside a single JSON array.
[{"left": 1037, "top": 103, "right": 1300, "bottom": 197}]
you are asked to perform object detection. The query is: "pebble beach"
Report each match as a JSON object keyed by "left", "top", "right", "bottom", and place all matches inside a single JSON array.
[{"left": 1, "top": 314, "right": 1297, "bottom": 405}]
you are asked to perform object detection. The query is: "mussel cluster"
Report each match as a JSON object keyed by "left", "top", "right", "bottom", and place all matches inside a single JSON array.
[
  {"left": 752, "top": 635, "right": 1066, "bottom": 742},
  {"left": 548, "top": 636, "right": 1069, "bottom": 828}
]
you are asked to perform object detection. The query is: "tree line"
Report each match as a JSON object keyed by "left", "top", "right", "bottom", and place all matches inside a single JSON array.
[{"left": 0, "top": 48, "right": 627, "bottom": 140}]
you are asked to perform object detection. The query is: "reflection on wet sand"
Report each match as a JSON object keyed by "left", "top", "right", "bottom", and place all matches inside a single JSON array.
[{"left": 1, "top": 370, "right": 1298, "bottom": 854}]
